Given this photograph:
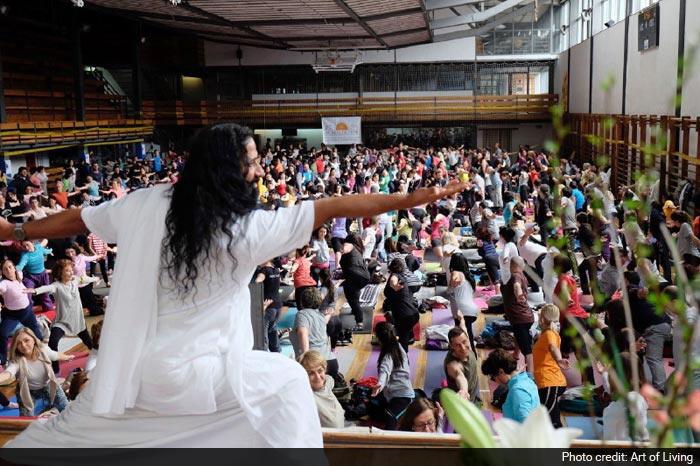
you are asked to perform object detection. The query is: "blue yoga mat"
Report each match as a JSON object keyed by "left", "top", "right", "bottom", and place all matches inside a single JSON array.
[
  {"left": 0, "top": 396, "right": 49, "bottom": 417},
  {"left": 564, "top": 416, "right": 603, "bottom": 440},
  {"left": 277, "top": 307, "right": 298, "bottom": 330}
]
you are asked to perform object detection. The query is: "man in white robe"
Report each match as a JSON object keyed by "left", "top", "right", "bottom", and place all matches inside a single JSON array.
[{"left": 0, "top": 124, "right": 465, "bottom": 450}]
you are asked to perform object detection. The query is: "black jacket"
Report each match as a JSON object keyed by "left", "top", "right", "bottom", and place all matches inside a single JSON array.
[{"left": 339, "top": 248, "right": 369, "bottom": 287}]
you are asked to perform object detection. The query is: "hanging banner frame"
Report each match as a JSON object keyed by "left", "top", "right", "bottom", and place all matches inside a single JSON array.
[{"left": 321, "top": 116, "right": 362, "bottom": 145}]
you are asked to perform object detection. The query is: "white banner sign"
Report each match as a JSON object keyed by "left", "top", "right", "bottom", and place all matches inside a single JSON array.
[{"left": 322, "top": 116, "right": 362, "bottom": 145}]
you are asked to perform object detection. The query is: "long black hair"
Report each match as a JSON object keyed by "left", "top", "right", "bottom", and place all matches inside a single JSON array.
[
  {"left": 162, "top": 123, "right": 258, "bottom": 296},
  {"left": 319, "top": 267, "right": 335, "bottom": 303},
  {"left": 449, "top": 253, "right": 476, "bottom": 290},
  {"left": 376, "top": 321, "right": 405, "bottom": 371},
  {"left": 344, "top": 232, "right": 364, "bottom": 255}
]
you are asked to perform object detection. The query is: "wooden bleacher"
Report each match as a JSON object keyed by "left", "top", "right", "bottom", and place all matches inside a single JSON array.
[{"left": 1, "top": 24, "right": 129, "bottom": 124}]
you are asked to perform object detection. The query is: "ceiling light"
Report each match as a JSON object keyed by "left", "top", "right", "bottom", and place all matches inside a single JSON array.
[
  {"left": 168, "top": 0, "right": 182, "bottom": 5},
  {"left": 71, "top": 0, "right": 84, "bottom": 6}
]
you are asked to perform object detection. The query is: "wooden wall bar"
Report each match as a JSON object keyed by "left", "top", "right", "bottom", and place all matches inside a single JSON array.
[{"left": 564, "top": 113, "right": 699, "bottom": 200}]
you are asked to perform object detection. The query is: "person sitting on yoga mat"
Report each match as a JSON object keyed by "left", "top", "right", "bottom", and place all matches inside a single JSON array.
[
  {"left": 481, "top": 348, "right": 539, "bottom": 423},
  {"left": 0, "top": 327, "right": 73, "bottom": 417},
  {"left": 298, "top": 350, "right": 344, "bottom": 429},
  {"left": 371, "top": 321, "right": 414, "bottom": 430},
  {"left": 444, "top": 324, "right": 479, "bottom": 402}
]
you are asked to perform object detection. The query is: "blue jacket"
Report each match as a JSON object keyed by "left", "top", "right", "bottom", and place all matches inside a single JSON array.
[{"left": 502, "top": 372, "right": 540, "bottom": 423}]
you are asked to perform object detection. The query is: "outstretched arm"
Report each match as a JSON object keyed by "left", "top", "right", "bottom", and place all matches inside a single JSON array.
[
  {"left": 0, "top": 209, "right": 87, "bottom": 241},
  {"left": 313, "top": 182, "right": 466, "bottom": 230}
]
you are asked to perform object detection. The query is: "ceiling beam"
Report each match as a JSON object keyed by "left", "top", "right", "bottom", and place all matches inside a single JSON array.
[
  {"left": 176, "top": 2, "right": 292, "bottom": 48},
  {"left": 430, "top": 0, "right": 531, "bottom": 29},
  {"left": 281, "top": 26, "right": 426, "bottom": 43},
  {"left": 332, "top": 0, "right": 389, "bottom": 47},
  {"left": 418, "top": 0, "right": 435, "bottom": 41},
  {"left": 432, "top": 2, "right": 535, "bottom": 41},
  {"left": 229, "top": 7, "right": 424, "bottom": 27},
  {"left": 424, "top": 0, "right": 485, "bottom": 11}
]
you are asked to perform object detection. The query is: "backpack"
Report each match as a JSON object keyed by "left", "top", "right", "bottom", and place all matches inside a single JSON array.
[
  {"left": 332, "top": 372, "right": 352, "bottom": 404},
  {"left": 484, "top": 295, "right": 504, "bottom": 314}
]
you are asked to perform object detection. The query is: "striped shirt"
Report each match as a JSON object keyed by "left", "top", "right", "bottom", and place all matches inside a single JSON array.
[{"left": 88, "top": 233, "right": 107, "bottom": 255}]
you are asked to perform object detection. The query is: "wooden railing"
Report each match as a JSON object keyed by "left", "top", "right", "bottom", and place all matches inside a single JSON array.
[
  {"left": 0, "top": 421, "right": 669, "bottom": 448},
  {"left": 142, "top": 94, "right": 558, "bottom": 126},
  {"left": 564, "top": 114, "right": 700, "bottom": 199},
  {"left": 0, "top": 119, "right": 153, "bottom": 152}
]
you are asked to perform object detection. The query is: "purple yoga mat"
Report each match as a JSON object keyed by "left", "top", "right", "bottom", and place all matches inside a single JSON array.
[
  {"left": 362, "top": 348, "right": 419, "bottom": 379},
  {"left": 431, "top": 306, "right": 453, "bottom": 326}
]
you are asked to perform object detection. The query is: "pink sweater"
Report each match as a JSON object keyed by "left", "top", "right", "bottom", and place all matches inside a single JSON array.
[
  {"left": 72, "top": 254, "right": 100, "bottom": 287},
  {"left": 0, "top": 279, "right": 31, "bottom": 310}
]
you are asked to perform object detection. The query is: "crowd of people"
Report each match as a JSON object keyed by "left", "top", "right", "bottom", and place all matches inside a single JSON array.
[
  {"left": 245, "top": 139, "right": 699, "bottom": 441},
  {"left": 0, "top": 131, "right": 696, "bottom": 446}
]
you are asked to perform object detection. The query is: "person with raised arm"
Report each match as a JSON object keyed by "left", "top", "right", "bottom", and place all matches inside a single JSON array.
[{"left": 0, "top": 123, "right": 465, "bottom": 448}]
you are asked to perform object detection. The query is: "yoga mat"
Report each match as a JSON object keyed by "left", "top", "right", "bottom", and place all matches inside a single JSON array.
[
  {"left": 422, "top": 249, "right": 440, "bottom": 263},
  {"left": 361, "top": 348, "right": 419, "bottom": 379},
  {"left": 279, "top": 343, "right": 295, "bottom": 359},
  {"left": 277, "top": 307, "right": 298, "bottom": 330},
  {"left": 339, "top": 304, "right": 375, "bottom": 334},
  {"left": 564, "top": 416, "right": 603, "bottom": 440},
  {"left": 431, "top": 306, "right": 454, "bottom": 327},
  {"left": 279, "top": 285, "right": 294, "bottom": 303},
  {"left": 57, "top": 352, "right": 89, "bottom": 379},
  {"left": 423, "top": 262, "right": 442, "bottom": 273},
  {"left": 424, "top": 349, "right": 448, "bottom": 399},
  {"left": 371, "top": 315, "right": 420, "bottom": 341},
  {"left": 0, "top": 396, "right": 48, "bottom": 418},
  {"left": 335, "top": 347, "right": 358, "bottom": 374}
]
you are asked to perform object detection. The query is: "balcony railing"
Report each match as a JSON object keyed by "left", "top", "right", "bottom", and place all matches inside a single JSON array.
[{"left": 142, "top": 94, "right": 558, "bottom": 126}]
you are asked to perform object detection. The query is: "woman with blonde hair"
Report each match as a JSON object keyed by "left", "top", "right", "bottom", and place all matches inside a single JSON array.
[
  {"left": 298, "top": 350, "right": 344, "bottom": 428},
  {"left": 532, "top": 304, "right": 569, "bottom": 428},
  {"left": 0, "top": 328, "right": 73, "bottom": 416}
]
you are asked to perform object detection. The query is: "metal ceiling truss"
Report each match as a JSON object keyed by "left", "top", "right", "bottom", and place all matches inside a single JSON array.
[
  {"left": 430, "top": 0, "right": 533, "bottom": 30},
  {"left": 433, "top": 2, "right": 536, "bottom": 41}
]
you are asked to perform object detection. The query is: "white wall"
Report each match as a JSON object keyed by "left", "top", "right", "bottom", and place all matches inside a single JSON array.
[
  {"left": 205, "top": 38, "right": 477, "bottom": 66},
  {"left": 681, "top": 0, "right": 700, "bottom": 117},
  {"left": 591, "top": 22, "right": 625, "bottom": 114},
  {"left": 568, "top": 41, "right": 591, "bottom": 113},
  {"left": 625, "top": 0, "right": 680, "bottom": 116}
]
